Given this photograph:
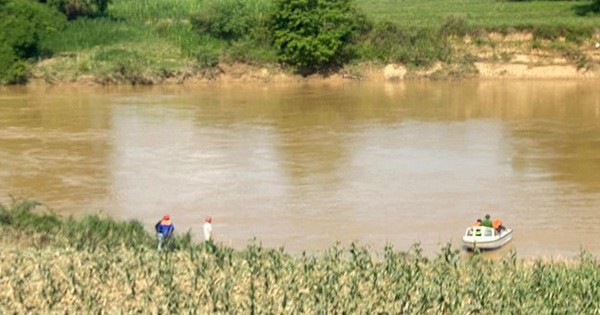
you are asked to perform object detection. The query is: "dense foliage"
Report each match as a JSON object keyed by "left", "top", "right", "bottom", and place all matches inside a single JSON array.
[
  {"left": 46, "top": 0, "right": 111, "bottom": 20},
  {"left": 189, "top": 0, "right": 274, "bottom": 65},
  {"left": 593, "top": 0, "right": 600, "bottom": 12},
  {"left": 1, "top": 199, "right": 600, "bottom": 313},
  {"left": 0, "top": 46, "right": 27, "bottom": 84},
  {"left": 271, "top": 0, "right": 368, "bottom": 74},
  {"left": 0, "top": 0, "right": 109, "bottom": 84},
  {"left": 0, "top": 0, "right": 65, "bottom": 83},
  {"left": 2, "top": 0, "right": 600, "bottom": 85},
  {"left": 0, "top": 199, "right": 148, "bottom": 249},
  {"left": 191, "top": 0, "right": 269, "bottom": 42},
  {"left": 358, "top": 21, "right": 452, "bottom": 67}
]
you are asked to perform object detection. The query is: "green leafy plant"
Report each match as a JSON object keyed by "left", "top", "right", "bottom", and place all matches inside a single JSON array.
[
  {"left": 0, "top": 45, "right": 27, "bottom": 84},
  {"left": 271, "top": 0, "right": 369, "bottom": 74},
  {"left": 359, "top": 21, "right": 451, "bottom": 67},
  {"left": 0, "top": 0, "right": 65, "bottom": 84}
]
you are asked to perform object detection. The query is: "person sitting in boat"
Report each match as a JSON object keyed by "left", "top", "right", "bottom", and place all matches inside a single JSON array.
[
  {"left": 493, "top": 218, "right": 504, "bottom": 233},
  {"left": 472, "top": 219, "right": 482, "bottom": 227},
  {"left": 481, "top": 214, "right": 493, "bottom": 228}
]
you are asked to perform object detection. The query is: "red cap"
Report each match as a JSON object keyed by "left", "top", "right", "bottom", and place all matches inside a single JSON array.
[
  {"left": 205, "top": 216, "right": 212, "bottom": 223},
  {"left": 163, "top": 214, "right": 170, "bottom": 220}
]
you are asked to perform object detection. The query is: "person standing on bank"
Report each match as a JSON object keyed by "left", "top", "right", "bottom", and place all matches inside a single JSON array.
[
  {"left": 155, "top": 214, "right": 175, "bottom": 251},
  {"left": 203, "top": 216, "right": 213, "bottom": 243}
]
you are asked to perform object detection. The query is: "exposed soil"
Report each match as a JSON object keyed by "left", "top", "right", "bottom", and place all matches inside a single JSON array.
[{"left": 28, "top": 32, "right": 600, "bottom": 86}]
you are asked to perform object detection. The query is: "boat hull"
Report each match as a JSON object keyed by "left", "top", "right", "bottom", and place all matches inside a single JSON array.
[{"left": 462, "top": 227, "right": 513, "bottom": 250}]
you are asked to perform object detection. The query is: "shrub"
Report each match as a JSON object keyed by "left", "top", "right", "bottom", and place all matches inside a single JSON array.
[
  {"left": 0, "top": 0, "right": 65, "bottom": 84},
  {"left": 224, "top": 40, "right": 277, "bottom": 64},
  {"left": 0, "top": 45, "right": 28, "bottom": 84},
  {"left": 191, "top": 0, "right": 271, "bottom": 42},
  {"left": 0, "top": 0, "right": 65, "bottom": 58},
  {"left": 94, "top": 48, "right": 153, "bottom": 84},
  {"left": 439, "top": 16, "right": 470, "bottom": 38},
  {"left": 271, "top": 0, "right": 369, "bottom": 74},
  {"left": 195, "top": 45, "right": 220, "bottom": 68},
  {"left": 358, "top": 21, "right": 451, "bottom": 67},
  {"left": 0, "top": 198, "right": 154, "bottom": 250},
  {"left": 46, "top": 0, "right": 111, "bottom": 20}
]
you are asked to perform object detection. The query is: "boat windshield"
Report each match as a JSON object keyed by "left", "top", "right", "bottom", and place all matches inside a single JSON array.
[{"left": 466, "top": 226, "right": 497, "bottom": 237}]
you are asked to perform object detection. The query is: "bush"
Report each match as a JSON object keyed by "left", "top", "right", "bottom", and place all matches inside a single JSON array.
[
  {"left": 0, "top": 198, "right": 155, "bottom": 250},
  {"left": 271, "top": 0, "right": 369, "bottom": 74},
  {"left": 94, "top": 48, "right": 152, "bottom": 84},
  {"left": 224, "top": 40, "right": 277, "bottom": 64},
  {"left": 358, "top": 21, "right": 451, "bottom": 67},
  {"left": 46, "top": 0, "right": 111, "bottom": 20},
  {"left": 0, "top": 45, "right": 28, "bottom": 84},
  {"left": 0, "top": 0, "right": 65, "bottom": 58},
  {"left": 439, "top": 16, "right": 470, "bottom": 38},
  {"left": 195, "top": 45, "right": 220, "bottom": 68},
  {"left": 191, "top": 0, "right": 271, "bottom": 42},
  {"left": 0, "top": 0, "right": 65, "bottom": 84}
]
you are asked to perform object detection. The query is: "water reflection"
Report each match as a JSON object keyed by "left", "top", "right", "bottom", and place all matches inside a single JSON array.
[{"left": 0, "top": 81, "right": 599, "bottom": 258}]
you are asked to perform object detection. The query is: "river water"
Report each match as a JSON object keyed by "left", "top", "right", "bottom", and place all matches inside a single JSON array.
[{"left": 1, "top": 80, "right": 599, "bottom": 258}]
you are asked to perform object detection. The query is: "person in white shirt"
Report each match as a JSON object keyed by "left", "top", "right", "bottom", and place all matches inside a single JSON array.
[{"left": 203, "top": 216, "right": 213, "bottom": 242}]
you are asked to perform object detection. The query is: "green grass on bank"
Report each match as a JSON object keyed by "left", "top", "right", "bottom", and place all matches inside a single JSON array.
[
  {"left": 359, "top": 0, "right": 600, "bottom": 28},
  {"left": 0, "top": 198, "right": 194, "bottom": 251},
  {"left": 110, "top": 0, "right": 202, "bottom": 21},
  {"left": 29, "top": 0, "right": 600, "bottom": 83},
  {"left": 41, "top": 0, "right": 600, "bottom": 52},
  {"left": 1, "top": 198, "right": 600, "bottom": 313},
  {"left": 36, "top": 0, "right": 276, "bottom": 82}
]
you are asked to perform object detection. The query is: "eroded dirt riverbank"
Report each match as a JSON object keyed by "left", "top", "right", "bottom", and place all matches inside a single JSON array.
[{"left": 26, "top": 32, "right": 600, "bottom": 86}]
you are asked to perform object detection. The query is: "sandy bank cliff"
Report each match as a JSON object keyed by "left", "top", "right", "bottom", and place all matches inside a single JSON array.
[{"left": 29, "top": 32, "right": 600, "bottom": 86}]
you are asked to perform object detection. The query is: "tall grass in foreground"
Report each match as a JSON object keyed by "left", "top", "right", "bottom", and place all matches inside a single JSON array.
[{"left": 1, "top": 199, "right": 600, "bottom": 313}]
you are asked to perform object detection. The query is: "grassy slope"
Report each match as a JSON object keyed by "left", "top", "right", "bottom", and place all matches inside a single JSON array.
[
  {"left": 33, "top": 0, "right": 600, "bottom": 83},
  {"left": 36, "top": 0, "right": 209, "bottom": 82},
  {"left": 359, "top": 0, "right": 600, "bottom": 28}
]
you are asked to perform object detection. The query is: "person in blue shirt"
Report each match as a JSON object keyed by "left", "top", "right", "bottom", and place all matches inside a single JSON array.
[{"left": 155, "top": 214, "right": 175, "bottom": 251}]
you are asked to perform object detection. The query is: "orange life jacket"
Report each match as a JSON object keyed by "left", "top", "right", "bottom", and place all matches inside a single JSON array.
[{"left": 493, "top": 219, "right": 502, "bottom": 229}]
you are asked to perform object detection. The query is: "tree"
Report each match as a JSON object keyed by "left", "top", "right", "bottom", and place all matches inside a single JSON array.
[
  {"left": 0, "top": 0, "right": 65, "bottom": 84},
  {"left": 0, "top": 45, "right": 27, "bottom": 84},
  {"left": 271, "top": 0, "right": 368, "bottom": 74}
]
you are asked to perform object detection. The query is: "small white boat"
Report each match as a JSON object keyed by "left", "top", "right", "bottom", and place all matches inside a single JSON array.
[{"left": 462, "top": 225, "right": 513, "bottom": 250}]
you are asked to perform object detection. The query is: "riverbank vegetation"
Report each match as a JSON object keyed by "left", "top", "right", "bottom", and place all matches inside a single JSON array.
[
  {"left": 1, "top": 0, "right": 600, "bottom": 84},
  {"left": 1, "top": 198, "right": 600, "bottom": 313}
]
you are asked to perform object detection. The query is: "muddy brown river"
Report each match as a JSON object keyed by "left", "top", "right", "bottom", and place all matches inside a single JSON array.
[{"left": 1, "top": 80, "right": 599, "bottom": 258}]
